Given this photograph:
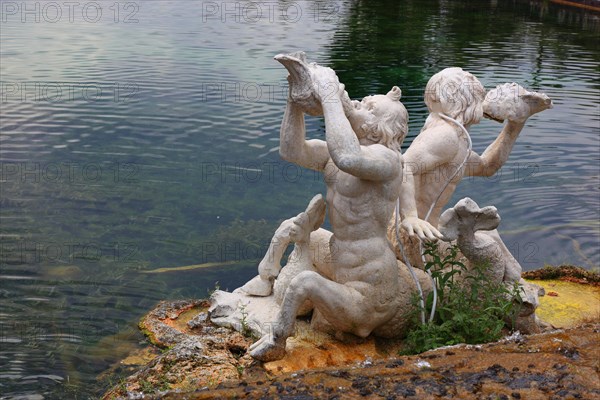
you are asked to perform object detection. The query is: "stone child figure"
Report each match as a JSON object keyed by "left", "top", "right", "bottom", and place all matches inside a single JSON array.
[
  {"left": 242, "top": 53, "right": 437, "bottom": 302},
  {"left": 394, "top": 68, "right": 553, "bottom": 267},
  {"left": 249, "top": 64, "right": 415, "bottom": 362}
]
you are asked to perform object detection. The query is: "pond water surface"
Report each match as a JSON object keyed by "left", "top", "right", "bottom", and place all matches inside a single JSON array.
[{"left": 1, "top": 0, "right": 598, "bottom": 398}]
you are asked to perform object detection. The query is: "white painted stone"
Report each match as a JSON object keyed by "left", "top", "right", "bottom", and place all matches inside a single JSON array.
[
  {"left": 249, "top": 52, "right": 422, "bottom": 362},
  {"left": 208, "top": 290, "right": 280, "bottom": 339},
  {"left": 438, "top": 197, "right": 521, "bottom": 284},
  {"left": 392, "top": 68, "right": 552, "bottom": 267},
  {"left": 483, "top": 82, "right": 553, "bottom": 123},
  {"left": 438, "top": 197, "right": 544, "bottom": 333},
  {"left": 208, "top": 58, "right": 554, "bottom": 362},
  {"left": 272, "top": 194, "right": 325, "bottom": 316}
]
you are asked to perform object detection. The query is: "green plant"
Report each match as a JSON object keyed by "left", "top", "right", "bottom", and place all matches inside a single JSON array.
[
  {"left": 117, "top": 378, "right": 127, "bottom": 393},
  {"left": 139, "top": 379, "right": 155, "bottom": 393},
  {"left": 402, "top": 242, "right": 522, "bottom": 354},
  {"left": 157, "top": 375, "right": 171, "bottom": 392},
  {"left": 235, "top": 364, "right": 245, "bottom": 377},
  {"left": 207, "top": 281, "right": 220, "bottom": 297},
  {"left": 139, "top": 375, "right": 170, "bottom": 394},
  {"left": 238, "top": 303, "right": 259, "bottom": 340}
]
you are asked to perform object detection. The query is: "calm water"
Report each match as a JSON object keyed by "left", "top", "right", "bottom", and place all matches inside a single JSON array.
[{"left": 1, "top": 0, "right": 598, "bottom": 398}]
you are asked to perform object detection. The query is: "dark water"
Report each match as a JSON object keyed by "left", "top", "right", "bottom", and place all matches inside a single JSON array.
[{"left": 0, "top": 0, "right": 598, "bottom": 398}]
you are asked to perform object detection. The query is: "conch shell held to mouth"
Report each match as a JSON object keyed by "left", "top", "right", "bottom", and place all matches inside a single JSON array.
[
  {"left": 274, "top": 51, "right": 329, "bottom": 117},
  {"left": 483, "top": 83, "right": 553, "bottom": 123}
]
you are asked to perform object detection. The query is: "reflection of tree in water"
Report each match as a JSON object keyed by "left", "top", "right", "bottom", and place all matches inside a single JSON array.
[
  {"left": 328, "top": 0, "right": 599, "bottom": 103},
  {"left": 328, "top": 1, "right": 518, "bottom": 96}
]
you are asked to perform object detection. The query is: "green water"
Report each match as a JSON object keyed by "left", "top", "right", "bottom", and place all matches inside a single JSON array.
[{"left": 0, "top": 0, "right": 598, "bottom": 397}]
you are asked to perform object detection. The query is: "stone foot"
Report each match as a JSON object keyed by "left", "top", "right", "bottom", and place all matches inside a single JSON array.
[
  {"left": 289, "top": 213, "right": 311, "bottom": 241},
  {"left": 249, "top": 334, "right": 286, "bottom": 362},
  {"left": 238, "top": 275, "right": 272, "bottom": 297}
]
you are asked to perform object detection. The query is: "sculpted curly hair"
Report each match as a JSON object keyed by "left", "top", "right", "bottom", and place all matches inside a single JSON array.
[
  {"left": 362, "top": 86, "right": 408, "bottom": 152},
  {"left": 423, "top": 67, "right": 486, "bottom": 127}
]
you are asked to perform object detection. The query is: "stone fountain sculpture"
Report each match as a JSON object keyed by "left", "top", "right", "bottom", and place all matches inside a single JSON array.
[
  {"left": 390, "top": 70, "right": 553, "bottom": 268},
  {"left": 438, "top": 197, "right": 521, "bottom": 284},
  {"left": 241, "top": 193, "right": 326, "bottom": 316},
  {"left": 438, "top": 197, "right": 545, "bottom": 333},
  {"left": 208, "top": 52, "right": 553, "bottom": 362}
]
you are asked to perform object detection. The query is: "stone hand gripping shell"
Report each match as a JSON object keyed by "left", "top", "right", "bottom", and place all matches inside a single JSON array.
[
  {"left": 275, "top": 51, "right": 348, "bottom": 116},
  {"left": 483, "top": 83, "right": 553, "bottom": 123}
]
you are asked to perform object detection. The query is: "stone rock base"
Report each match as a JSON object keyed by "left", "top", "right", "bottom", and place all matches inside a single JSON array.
[
  {"left": 102, "top": 298, "right": 408, "bottom": 399},
  {"left": 103, "top": 294, "right": 600, "bottom": 400},
  {"left": 172, "top": 322, "right": 600, "bottom": 399}
]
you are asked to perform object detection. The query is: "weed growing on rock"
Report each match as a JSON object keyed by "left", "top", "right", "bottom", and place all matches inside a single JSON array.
[
  {"left": 239, "top": 303, "right": 257, "bottom": 340},
  {"left": 207, "top": 281, "right": 220, "bottom": 297},
  {"left": 402, "top": 242, "right": 521, "bottom": 354},
  {"left": 137, "top": 375, "right": 170, "bottom": 394},
  {"left": 235, "top": 364, "right": 245, "bottom": 377}
]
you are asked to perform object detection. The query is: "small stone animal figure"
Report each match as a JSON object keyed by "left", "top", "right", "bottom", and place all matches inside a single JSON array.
[
  {"left": 438, "top": 197, "right": 544, "bottom": 333},
  {"left": 438, "top": 197, "right": 521, "bottom": 284}
]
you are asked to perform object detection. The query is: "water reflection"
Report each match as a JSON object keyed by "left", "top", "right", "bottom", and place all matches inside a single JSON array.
[
  {"left": 0, "top": 0, "right": 598, "bottom": 397},
  {"left": 329, "top": 0, "right": 599, "bottom": 271}
]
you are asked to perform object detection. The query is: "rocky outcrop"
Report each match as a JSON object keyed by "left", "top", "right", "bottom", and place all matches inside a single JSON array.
[
  {"left": 169, "top": 323, "right": 600, "bottom": 399},
  {"left": 102, "top": 274, "right": 600, "bottom": 399}
]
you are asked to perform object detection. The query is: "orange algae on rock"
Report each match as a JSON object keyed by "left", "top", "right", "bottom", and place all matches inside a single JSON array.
[{"left": 103, "top": 266, "right": 600, "bottom": 399}]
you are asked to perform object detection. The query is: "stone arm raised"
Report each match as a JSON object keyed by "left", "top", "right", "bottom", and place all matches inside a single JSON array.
[
  {"left": 279, "top": 100, "right": 330, "bottom": 172},
  {"left": 464, "top": 120, "right": 525, "bottom": 177},
  {"left": 466, "top": 83, "right": 553, "bottom": 177},
  {"left": 321, "top": 96, "right": 399, "bottom": 181}
]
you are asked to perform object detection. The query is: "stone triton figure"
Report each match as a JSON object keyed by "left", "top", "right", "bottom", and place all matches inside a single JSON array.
[
  {"left": 392, "top": 68, "right": 553, "bottom": 267},
  {"left": 248, "top": 56, "right": 434, "bottom": 362},
  {"left": 241, "top": 53, "right": 441, "bottom": 302}
]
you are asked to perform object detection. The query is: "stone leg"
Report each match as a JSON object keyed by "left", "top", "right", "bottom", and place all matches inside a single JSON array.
[
  {"left": 240, "top": 194, "right": 326, "bottom": 297},
  {"left": 249, "top": 270, "right": 368, "bottom": 362},
  {"left": 243, "top": 226, "right": 334, "bottom": 297},
  {"left": 273, "top": 213, "right": 318, "bottom": 314},
  {"left": 238, "top": 218, "right": 295, "bottom": 296}
]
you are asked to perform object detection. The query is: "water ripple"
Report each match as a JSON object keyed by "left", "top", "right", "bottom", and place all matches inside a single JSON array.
[{"left": 1, "top": 0, "right": 598, "bottom": 398}]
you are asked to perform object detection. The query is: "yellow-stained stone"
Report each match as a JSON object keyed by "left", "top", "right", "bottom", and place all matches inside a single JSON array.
[
  {"left": 526, "top": 279, "right": 600, "bottom": 328},
  {"left": 42, "top": 265, "right": 83, "bottom": 279},
  {"left": 120, "top": 347, "right": 160, "bottom": 366},
  {"left": 104, "top": 284, "right": 600, "bottom": 399},
  {"left": 266, "top": 281, "right": 600, "bottom": 373},
  {"left": 264, "top": 321, "right": 400, "bottom": 374}
]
